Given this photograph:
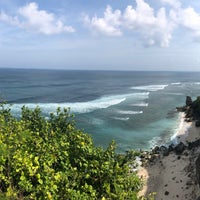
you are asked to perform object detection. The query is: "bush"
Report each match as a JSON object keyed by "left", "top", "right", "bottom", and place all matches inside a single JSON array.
[{"left": 0, "top": 103, "right": 149, "bottom": 199}]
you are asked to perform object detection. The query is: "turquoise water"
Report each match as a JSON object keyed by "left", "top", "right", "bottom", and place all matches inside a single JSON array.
[{"left": 1, "top": 69, "right": 200, "bottom": 152}]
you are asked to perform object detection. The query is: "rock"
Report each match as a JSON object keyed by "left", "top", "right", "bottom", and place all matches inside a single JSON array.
[
  {"left": 195, "top": 120, "right": 200, "bottom": 127},
  {"left": 196, "top": 196, "right": 200, "bottom": 200},
  {"left": 184, "top": 151, "right": 189, "bottom": 156},
  {"left": 174, "top": 142, "right": 186, "bottom": 155},
  {"left": 186, "top": 96, "right": 193, "bottom": 106},
  {"left": 168, "top": 144, "right": 175, "bottom": 152},
  {"left": 186, "top": 180, "right": 193, "bottom": 185},
  {"left": 163, "top": 149, "right": 170, "bottom": 156},
  {"left": 159, "top": 145, "right": 170, "bottom": 156},
  {"left": 176, "top": 106, "right": 186, "bottom": 112},
  {"left": 188, "top": 139, "right": 200, "bottom": 149},
  {"left": 195, "top": 154, "right": 200, "bottom": 186},
  {"left": 152, "top": 146, "right": 160, "bottom": 154},
  {"left": 185, "top": 118, "right": 192, "bottom": 122},
  {"left": 164, "top": 191, "right": 169, "bottom": 195}
]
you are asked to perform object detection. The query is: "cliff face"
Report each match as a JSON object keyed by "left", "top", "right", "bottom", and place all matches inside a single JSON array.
[
  {"left": 177, "top": 96, "right": 200, "bottom": 126},
  {"left": 178, "top": 96, "right": 200, "bottom": 199}
]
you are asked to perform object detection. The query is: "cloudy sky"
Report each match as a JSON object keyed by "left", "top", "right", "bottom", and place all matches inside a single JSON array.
[{"left": 0, "top": 0, "right": 200, "bottom": 71}]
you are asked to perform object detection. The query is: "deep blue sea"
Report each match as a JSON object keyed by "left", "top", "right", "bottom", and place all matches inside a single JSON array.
[{"left": 1, "top": 69, "right": 200, "bottom": 152}]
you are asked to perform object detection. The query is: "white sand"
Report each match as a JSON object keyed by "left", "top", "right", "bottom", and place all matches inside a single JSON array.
[{"left": 138, "top": 115, "right": 200, "bottom": 200}]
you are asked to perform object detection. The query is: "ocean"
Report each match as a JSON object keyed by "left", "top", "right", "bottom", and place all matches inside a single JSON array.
[{"left": 1, "top": 69, "right": 200, "bottom": 152}]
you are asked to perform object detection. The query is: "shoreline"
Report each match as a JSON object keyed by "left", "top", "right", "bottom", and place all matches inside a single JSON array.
[
  {"left": 172, "top": 112, "right": 192, "bottom": 144},
  {"left": 138, "top": 111, "right": 200, "bottom": 199}
]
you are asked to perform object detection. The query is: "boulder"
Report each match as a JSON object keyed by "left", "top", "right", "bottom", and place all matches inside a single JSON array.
[
  {"left": 186, "top": 96, "right": 193, "bottom": 106},
  {"left": 188, "top": 139, "right": 200, "bottom": 150},
  {"left": 168, "top": 144, "right": 175, "bottom": 152},
  {"left": 160, "top": 145, "right": 170, "bottom": 156},
  {"left": 152, "top": 146, "right": 160, "bottom": 154},
  {"left": 195, "top": 120, "right": 200, "bottom": 127},
  {"left": 174, "top": 142, "right": 186, "bottom": 155}
]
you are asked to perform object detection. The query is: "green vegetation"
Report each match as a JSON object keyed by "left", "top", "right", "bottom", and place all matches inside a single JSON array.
[{"left": 0, "top": 101, "right": 152, "bottom": 199}]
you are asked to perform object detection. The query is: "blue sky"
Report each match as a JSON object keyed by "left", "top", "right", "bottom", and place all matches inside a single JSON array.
[{"left": 0, "top": 0, "right": 200, "bottom": 71}]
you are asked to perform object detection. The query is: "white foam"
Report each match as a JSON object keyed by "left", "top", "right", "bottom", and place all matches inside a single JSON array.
[
  {"left": 148, "top": 136, "right": 163, "bottom": 148},
  {"left": 11, "top": 92, "right": 150, "bottom": 114},
  {"left": 113, "top": 117, "right": 130, "bottom": 121},
  {"left": 131, "top": 103, "right": 148, "bottom": 107},
  {"left": 117, "top": 110, "right": 143, "bottom": 115},
  {"left": 171, "top": 82, "right": 181, "bottom": 85},
  {"left": 171, "top": 113, "right": 192, "bottom": 144},
  {"left": 193, "top": 82, "right": 200, "bottom": 85},
  {"left": 12, "top": 98, "right": 125, "bottom": 114},
  {"left": 131, "top": 84, "right": 168, "bottom": 92},
  {"left": 130, "top": 92, "right": 150, "bottom": 97},
  {"left": 90, "top": 118, "right": 104, "bottom": 125}
]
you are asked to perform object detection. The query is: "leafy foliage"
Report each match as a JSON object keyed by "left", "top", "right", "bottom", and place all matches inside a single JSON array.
[{"left": 0, "top": 102, "right": 151, "bottom": 199}]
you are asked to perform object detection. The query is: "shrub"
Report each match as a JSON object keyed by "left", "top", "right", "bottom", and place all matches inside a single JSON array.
[{"left": 0, "top": 103, "right": 148, "bottom": 199}]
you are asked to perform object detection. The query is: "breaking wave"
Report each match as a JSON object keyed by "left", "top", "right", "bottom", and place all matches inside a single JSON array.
[
  {"left": 117, "top": 110, "right": 143, "bottom": 115},
  {"left": 11, "top": 92, "right": 148, "bottom": 114},
  {"left": 131, "top": 103, "right": 148, "bottom": 107},
  {"left": 113, "top": 117, "right": 130, "bottom": 121},
  {"left": 131, "top": 84, "right": 168, "bottom": 92},
  {"left": 171, "top": 82, "right": 181, "bottom": 85}
]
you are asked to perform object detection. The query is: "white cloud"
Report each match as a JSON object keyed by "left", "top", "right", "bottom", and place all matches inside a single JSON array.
[
  {"left": 179, "top": 7, "right": 200, "bottom": 31},
  {"left": 123, "top": 0, "right": 175, "bottom": 47},
  {"left": 161, "top": 0, "right": 181, "bottom": 8},
  {"left": 85, "top": 0, "right": 175, "bottom": 47},
  {"left": 18, "top": 2, "right": 75, "bottom": 34},
  {"left": 84, "top": 5, "right": 122, "bottom": 36},
  {"left": 170, "top": 5, "right": 200, "bottom": 40},
  {"left": 0, "top": 2, "right": 75, "bottom": 35},
  {"left": 0, "top": 11, "right": 20, "bottom": 26},
  {"left": 85, "top": 0, "right": 200, "bottom": 46}
]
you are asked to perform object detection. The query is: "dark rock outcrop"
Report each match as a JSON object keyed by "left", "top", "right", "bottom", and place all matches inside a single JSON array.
[
  {"left": 195, "top": 154, "right": 200, "bottom": 186},
  {"left": 188, "top": 139, "right": 200, "bottom": 150},
  {"left": 186, "top": 96, "right": 193, "bottom": 106},
  {"left": 195, "top": 120, "right": 200, "bottom": 127},
  {"left": 177, "top": 96, "right": 200, "bottom": 127},
  {"left": 174, "top": 142, "right": 186, "bottom": 155}
]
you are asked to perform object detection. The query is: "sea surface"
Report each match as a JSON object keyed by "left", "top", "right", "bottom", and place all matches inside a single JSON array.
[{"left": 1, "top": 69, "right": 200, "bottom": 152}]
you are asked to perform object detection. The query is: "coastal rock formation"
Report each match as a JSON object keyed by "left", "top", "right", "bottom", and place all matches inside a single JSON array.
[
  {"left": 186, "top": 96, "right": 193, "bottom": 106},
  {"left": 139, "top": 96, "right": 200, "bottom": 199},
  {"left": 196, "top": 154, "right": 200, "bottom": 186},
  {"left": 177, "top": 96, "right": 200, "bottom": 126},
  {"left": 174, "top": 142, "right": 186, "bottom": 155},
  {"left": 196, "top": 120, "right": 200, "bottom": 127}
]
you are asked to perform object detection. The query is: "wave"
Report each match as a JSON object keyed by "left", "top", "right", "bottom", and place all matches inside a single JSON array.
[
  {"left": 131, "top": 103, "right": 148, "bottom": 107},
  {"left": 171, "top": 82, "right": 181, "bottom": 85},
  {"left": 148, "top": 136, "right": 163, "bottom": 148},
  {"left": 171, "top": 113, "right": 191, "bottom": 144},
  {"left": 117, "top": 110, "right": 143, "bottom": 115},
  {"left": 131, "top": 84, "right": 168, "bottom": 92},
  {"left": 165, "top": 92, "right": 183, "bottom": 96},
  {"left": 113, "top": 117, "right": 130, "bottom": 121},
  {"left": 193, "top": 82, "right": 200, "bottom": 85},
  {"left": 11, "top": 93, "right": 148, "bottom": 114},
  {"left": 90, "top": 118, "right": 104, "bottom": 125}
]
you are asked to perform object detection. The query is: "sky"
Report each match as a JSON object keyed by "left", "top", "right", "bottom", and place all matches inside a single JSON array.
[{"left": 0, "top": 0, "right": 200, "bottom": 71}]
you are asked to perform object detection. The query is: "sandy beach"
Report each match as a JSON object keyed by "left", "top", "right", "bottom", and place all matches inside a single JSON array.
[{"left": 138, "top": 114, "right": 200, "bottom": 200}]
